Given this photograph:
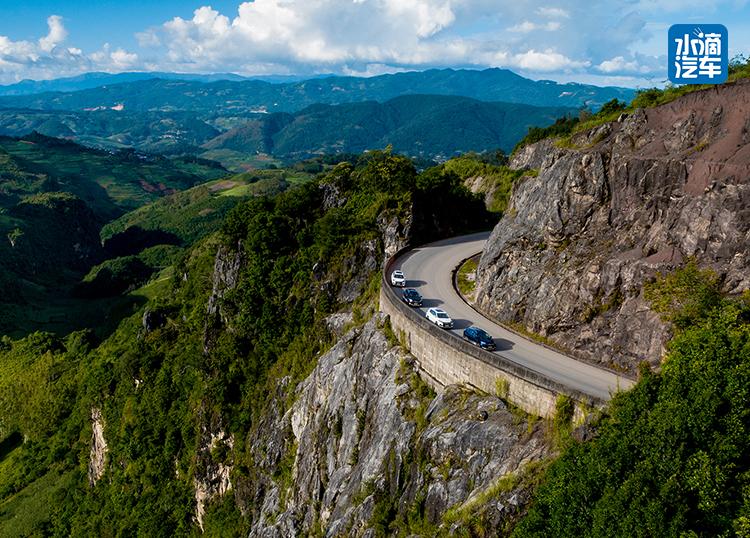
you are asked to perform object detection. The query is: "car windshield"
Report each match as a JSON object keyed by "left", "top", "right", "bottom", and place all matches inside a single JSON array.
[
  {"left": 437, "top": 312, "right": 449, "bottom": 319},
  {"left": 394, "top": 271, "right": 403, "bottom": 276}
]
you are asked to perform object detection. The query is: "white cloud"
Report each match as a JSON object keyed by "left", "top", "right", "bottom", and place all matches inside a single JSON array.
[
  {"left": 110, "top": 48, "right": 139, "bottom": 69},
  {"left": 146, "top": 1, "right": 592, "bottom": 77},
  {"left": 508, "top": 20, "right": 561, "bottom": 33},
  {"left": 596, "top": 53, "right": 662, "bottom": 76},
  {"left": 513, "top": 49, "right": 589, "bottom": 71},
  {"left": 38, "top": 15, "right": 67, "bottom": 53},
  {"left": 0, "top": 17, "right": 139, "bottom": 83},
  {"left": 597, "top": 56, "right": 639, "bottom": 73},
  {"left": 536, "top": 7, "right": 569, "bottom": 18},
  {"left": 152, "top": 1, "right": 460, "bottom": 70},
  {"left": 9, "top": 0, "right": 740, "bottom": 85}
]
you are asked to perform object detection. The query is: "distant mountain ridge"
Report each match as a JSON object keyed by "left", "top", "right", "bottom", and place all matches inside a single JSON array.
[
  {"left": 0, "top": 95, "right": 575, "bottom": 161},
  {"left": 0, "top": 71, "right": 315, "bottom": 96},
  {"left": 204, "top": 95, "right": 577, "bottom": 159},
  {"left": 0, "top": 68, "right": 635, "bottom": 113}
]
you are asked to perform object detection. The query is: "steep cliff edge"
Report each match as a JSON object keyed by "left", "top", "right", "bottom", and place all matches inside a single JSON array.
[
  {"left": 475, "top": 80, "right": 750, "bottom": 373},
  {"left": 237, "top": 315, "right": 550, "bottom": 537}
]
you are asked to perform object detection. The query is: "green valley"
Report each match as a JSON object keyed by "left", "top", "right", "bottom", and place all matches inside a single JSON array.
[{"left": 0, "top": 133, "right": 285, "bottom": 338}]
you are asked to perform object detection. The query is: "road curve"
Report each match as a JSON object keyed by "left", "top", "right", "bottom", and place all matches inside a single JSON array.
[{"left": 392, "top": 231, "right": 635, "bottom": 401}]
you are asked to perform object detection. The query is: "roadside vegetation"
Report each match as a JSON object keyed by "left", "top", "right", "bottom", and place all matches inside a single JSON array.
[
  {"left": 514, "top": 265, "right": 750, "bottom": 537},
  {"left": 443, "top": 152, "right": 534, "bottom": 214},
  {"left": 456, "top": 256, "right": 479, "bottom": 300}
]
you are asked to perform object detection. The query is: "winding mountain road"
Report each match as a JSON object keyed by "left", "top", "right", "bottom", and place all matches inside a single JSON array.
[{"left": 392, "top": 231, "right": 635, "bottom": 400}]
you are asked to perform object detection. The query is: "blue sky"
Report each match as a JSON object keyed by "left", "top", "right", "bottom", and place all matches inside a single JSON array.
[{"left": 1, "top": 0, "right": 749, "bottom": 87}]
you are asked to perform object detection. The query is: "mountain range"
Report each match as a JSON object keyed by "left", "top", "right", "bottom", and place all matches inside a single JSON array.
[
  {"left": 0, "top": 96, "right": 574, "bottom": 161},
  {"left": 203, "top": 95, "right": 575, "bottom": 160},
  {"left": 0, "top": 68, "right": 634, "bottom": 113},
  {"left": 0, "top": 71, "right": 314, "bottom": 97},
  {"left": 0, "top": 68, "right": 636, "bottom": 167},
  {"left": 0, "top": 68, "right": 630, "bottom": 165}
]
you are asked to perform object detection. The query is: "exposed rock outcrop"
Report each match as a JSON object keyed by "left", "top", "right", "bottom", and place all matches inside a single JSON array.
[
  {"left": 88, "top": 407, "right": 108, "bottom": 486},
  {"left": 476, "top": 80, "right": 750, "bottom": 373},
  {"left": 377, "top": 210, "right": 412, "bottom": 261},
  {"left": 203, "top": 240, "right": 244, "bottom": 353},
  {"left": 239, "top": 315, "right": 550, "bottom": 536},
  {"left": 194, "top": 419, "right": 235, "bottom": 530}
]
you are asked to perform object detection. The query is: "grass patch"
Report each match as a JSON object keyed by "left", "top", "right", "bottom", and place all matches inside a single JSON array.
[
  {"left": 0, "top": 466, "right": 77, "bottom": 538},
  {"left": 456, "top": 257, "right": 479, "bottom": 300},
  {"left": 442, "top": 459, "right": 551, "bottom": 534},
  {"left": 548, "top": 394, "right": 575, "bottom": 450},
  {"left": 443, "top": 471, "right": 522, "bottom": 526}
]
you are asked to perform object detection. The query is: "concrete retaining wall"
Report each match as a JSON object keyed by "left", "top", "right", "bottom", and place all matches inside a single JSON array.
[{"left": 379, "top": 253, "right": 603, "bottom": 420}]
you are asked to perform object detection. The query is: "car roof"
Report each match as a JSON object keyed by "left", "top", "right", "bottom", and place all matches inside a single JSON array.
[
  {"left": 393, "top": 270, "right": 404, "bottom": 274},
  {"left": 433, "top": 308, "right": 447, "bottom": 314}
]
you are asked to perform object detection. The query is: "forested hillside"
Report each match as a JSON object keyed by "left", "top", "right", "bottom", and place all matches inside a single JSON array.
[
  {"left": 0, "top": 150, "right": 494, "bottom": 535},
  {"left": 0, "top": 68, "right": 630, "bottom": 166},
  {"left": 0, "top": 96, "right": 574, "bottom": 164},
  {"left": 0, "top": 133, "right": 238, "bottom": 337}
]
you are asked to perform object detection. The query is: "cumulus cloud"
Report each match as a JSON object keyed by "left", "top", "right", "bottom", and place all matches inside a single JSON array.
[
  {"left": 0, "top": 16, "right": 138, "bottom": 83},
  {"left": 153, "top": 1, "right": 460, "bottom": 70},
  {"left": 514, "top": 49, "right": 588, "bottom": 71},
  {"left": 597, "top": 56, "right": 639, "bottom": 73},
  {"left": 38, "top": 15, "right": 67, "bottom": 53},
  {"left": 596, "top": 53, "right": 663, "bottom": 76},
  {"left": 6, "top": 0, "right": 739, "bottom": 85},
  {"left": 142, "top": 0, "right": 598, "bottom": 77}
]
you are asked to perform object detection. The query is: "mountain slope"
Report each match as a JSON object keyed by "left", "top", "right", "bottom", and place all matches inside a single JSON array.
[
  {"left": 206, "top": 95, "right": 577, "bottom": 159},
  {"left": 0, "top": 133, "right": 228, "bottom": 336},
  {"left": 0, "top": 151, "right": 500, "bottom": 535},
  {"left": 475, "top": 78, "right": 750, "bottom": 374},
  {"left": 0, "top": 68, "right": 634, "bottom": 113},
  {"left": 0, "top": 96, "right": 576, "bottom": 162},
  {"left": 0, "top": 71, "right": 322, "bottom": 97},
  {"left": 0, "top": 108, "right": 221, "bottom": 155},
  {"left": 0, "top": 133, "right": 226, "bottom": 219}
]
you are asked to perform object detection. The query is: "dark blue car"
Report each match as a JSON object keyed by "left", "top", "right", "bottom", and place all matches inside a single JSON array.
[
  {"left": 402, "top": 288, "right": 423, "bottom": 307},
  {"left": 463, "top": 326, "right": 496, "bottom": 350}
]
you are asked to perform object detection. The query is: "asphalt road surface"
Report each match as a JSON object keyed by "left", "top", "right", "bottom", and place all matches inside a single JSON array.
[{"left": 392, "top": 231, "right": 635, "bottom": 400}]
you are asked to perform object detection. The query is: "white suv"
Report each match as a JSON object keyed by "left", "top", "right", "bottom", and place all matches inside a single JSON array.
[
  {"left": 426, "top": 308, "right": 453, "bottom": 329},
  {"left": 390, "top": 270, "right": 406, "bottom": 287}
]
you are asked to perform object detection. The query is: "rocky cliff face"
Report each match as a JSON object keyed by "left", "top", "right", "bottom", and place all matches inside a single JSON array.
[
  {"left": 475, "top": 81, "right": 750, "bottom": 373},
  {"left": 190, "top": 192, "right": 548, "bottom": 534},
  {"left": 88, "top": 407, "right": 108, "bottom": 486},
  {"left": 235, "top": 315, "right": 549, "bottom": 536},
  {"left": 203, "top": 240, "right": 245, "bottom": 353}
]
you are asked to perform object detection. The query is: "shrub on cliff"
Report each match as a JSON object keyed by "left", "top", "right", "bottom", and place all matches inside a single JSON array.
[{"left": 514, "top": 271, "right": 750, "bottom": 537}]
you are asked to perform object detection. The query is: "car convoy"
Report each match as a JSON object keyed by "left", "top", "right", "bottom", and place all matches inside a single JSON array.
[{"left": 390, "top": 269, "right": 496, "bottom": 350}]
